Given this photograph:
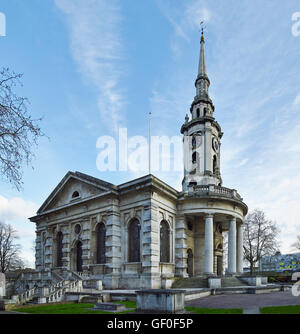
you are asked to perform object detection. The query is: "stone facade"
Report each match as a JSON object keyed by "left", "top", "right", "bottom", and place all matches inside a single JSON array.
[{"left": 28, "top": 33, "right": 248, "bottom": 290}]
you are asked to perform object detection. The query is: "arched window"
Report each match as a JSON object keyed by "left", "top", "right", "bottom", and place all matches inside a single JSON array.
[
  {"left": 213, "top": 155, "right": 217, "bottom": 173},
  {"left": 192, "top": 152, "right": 197, "bottom": 164},
  {"left": 187, "top": 249, "right": 193, "bottom": 277},
  {"left": 196, "top": 108, "right": 200, "bottom": 118},
  {"left": 76, "top": 241, "right": 83, "bottom": 272},
  {"left": 128, "top": 219, "right": 140, "bottom": 262},
  {"left": 160, "top": 221, "right": 170, "bottom": 263},
  {"left": 57, "top": 231, "right": 63, "bottom": 267},
  {"left": 72, "top": 191, "right": 80, "bottom": 199},
  {"left": 192, "top": 136, "right": 196, "bottom": 149},
  {"left": 96, "top": 223, "right": 106, "bottom": 264}
]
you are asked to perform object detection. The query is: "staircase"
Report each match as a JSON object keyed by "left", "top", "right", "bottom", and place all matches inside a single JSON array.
[
  {"left": 172, "top": 277, "right": 208, "bottom": 288},
  {"left": 221, "top": 276, "right": 248, "bottom": 287},
  {"left": 172, "top": 276, "right": 249, "bottom": 289},
  {"left": 14, "top": 279, "right": 84, "bottom": 305}
]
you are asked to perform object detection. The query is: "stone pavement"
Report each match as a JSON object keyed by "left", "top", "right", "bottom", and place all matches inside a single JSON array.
[{"left": 185, "top": 291, "right": 300, "bottom": 314}]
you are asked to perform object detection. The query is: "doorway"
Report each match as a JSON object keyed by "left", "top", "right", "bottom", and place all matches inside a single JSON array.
[
  {"left": 76, "top": 241, "right": 83, "bottom": 272},
  {"left": 217, "top": 255, "right": 223, "bottom": 276},
  {"left": 187, "top": 249, "right": 194, "bottom": 277}
]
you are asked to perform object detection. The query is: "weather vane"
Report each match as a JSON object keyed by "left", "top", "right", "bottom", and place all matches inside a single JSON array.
[{"left": 200, "top": 21, "right": 206, "bottom": 36}]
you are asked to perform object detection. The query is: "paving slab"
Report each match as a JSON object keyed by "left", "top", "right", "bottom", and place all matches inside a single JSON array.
[{"left": 186, "top": 291, "right": 300, "bottom": 310}]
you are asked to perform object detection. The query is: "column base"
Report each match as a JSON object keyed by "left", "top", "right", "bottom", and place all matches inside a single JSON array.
[{"left": 204, "top": 272, "right": 217, "bottom": 277}]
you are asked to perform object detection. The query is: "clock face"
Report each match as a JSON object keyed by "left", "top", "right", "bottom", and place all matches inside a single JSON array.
[{"left": 213, "top": 137, "right": 219, "bottom": 152}]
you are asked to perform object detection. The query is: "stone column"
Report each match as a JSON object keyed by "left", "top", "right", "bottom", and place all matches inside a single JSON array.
[
  {"left": 141, "top": 203, "right": 160, "bottom": 289},
  {"left": 105, "top": 201, "right": 122, "bottom": 289},
  {"left": 228, "top": 217, "right": 237, "bottom": 274},
  {"left": 35, "top": 232, "right": 42, "bottom": 271},
  {"left": 237, "top": 222, "right": 244, "bottom": 274},
  {"left": 81, "top": 218, "right": 91, "bottom": 271},
  {"left": 44, "top": 230, "right": 52, "bottom": 272},
  {"left": 204, "top": 214, "right": 214, "bottom": 275}
]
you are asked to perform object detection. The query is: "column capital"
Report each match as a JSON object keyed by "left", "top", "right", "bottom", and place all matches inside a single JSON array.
[
  {"left": 204, "top": 213, "right": 214, "bottom": 219},
  {"left": 226, "top": 215, "right": 237, "bottom": 223}
]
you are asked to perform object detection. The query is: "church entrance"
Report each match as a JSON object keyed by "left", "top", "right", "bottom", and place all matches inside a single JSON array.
[
  {"left": 76, "top": 241, "right": 83, "bottom": 272},
  {"left": 217, "top": 255, "right": 223, "bottom": 276},
  {"left": 187, "top": 249, "right": 194, "bottom": 277}
]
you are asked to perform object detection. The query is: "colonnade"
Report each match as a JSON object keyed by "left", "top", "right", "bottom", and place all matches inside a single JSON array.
[{"left": 204, "top": 214, "right": 243, "bottom": 275}]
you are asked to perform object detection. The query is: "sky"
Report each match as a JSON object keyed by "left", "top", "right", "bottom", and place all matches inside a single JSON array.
[{"left": 0, "top": 0, "right": 300, "bottom": 268}]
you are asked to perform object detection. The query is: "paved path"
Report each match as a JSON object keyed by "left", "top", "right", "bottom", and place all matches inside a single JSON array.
[{"left": 186, "top": 291, "right": 300, "bottom": 313}]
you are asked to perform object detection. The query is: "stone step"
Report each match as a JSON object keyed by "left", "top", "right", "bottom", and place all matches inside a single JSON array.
[
  {"left": 172, "top": 277, "right": 208, "bottom": 288},
  {"left": 221, "top": 277, "right": 247, "bottom": 287}
]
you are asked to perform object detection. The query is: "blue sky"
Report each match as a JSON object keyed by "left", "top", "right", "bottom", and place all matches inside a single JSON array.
[{"left": 0, "top": 0, "right": 300, "bottom": 267}]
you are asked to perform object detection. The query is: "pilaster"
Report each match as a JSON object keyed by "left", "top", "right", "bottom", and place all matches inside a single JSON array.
[
  {"left": 175, "top": 214, "right": 188, "bottom": 278},
  {"left": 141, "top": 203, "right": 161, "bottom": 289}
]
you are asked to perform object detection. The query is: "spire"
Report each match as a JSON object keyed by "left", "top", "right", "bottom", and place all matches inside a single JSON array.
[
  {"left": 195, "top": 26, "right": 211, "bottom": 101},
  {"left": 198, "top": 30, "right": 207, "bottom": 78}
]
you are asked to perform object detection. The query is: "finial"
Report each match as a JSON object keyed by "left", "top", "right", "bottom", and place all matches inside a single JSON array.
[{"left": 200, "top": 21, "right": 206, "bottom": 42}]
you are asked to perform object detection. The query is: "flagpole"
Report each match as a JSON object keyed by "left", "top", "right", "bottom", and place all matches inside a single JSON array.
[{"left": 149, "top": 111, "right": 151, "bottom": 175}]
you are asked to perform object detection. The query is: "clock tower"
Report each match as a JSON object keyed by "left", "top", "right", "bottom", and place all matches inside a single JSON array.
[{"left": 181, "top": 31, "right": 223, "bottom": 191}]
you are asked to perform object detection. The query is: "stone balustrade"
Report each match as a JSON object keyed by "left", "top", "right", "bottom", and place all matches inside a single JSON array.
[
  {"left": 12, "top": 279, "right": 83, "bottom": 305},
  {"left": 186, "top": 184, "right": 243, "bottom": 201}
]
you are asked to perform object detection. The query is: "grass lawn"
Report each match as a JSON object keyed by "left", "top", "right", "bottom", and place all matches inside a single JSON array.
[
  {"left": 184, "top": 307, "right": 243, "bottom": 314},
  {"left": 12, "top": 301, "right": 136, "bottom": 314},
  {"left": 260, "top": 305, "right": 300, "bottom": 314},
  {"left": 12, "top": 301, "right": 244, "bottom": 315}
]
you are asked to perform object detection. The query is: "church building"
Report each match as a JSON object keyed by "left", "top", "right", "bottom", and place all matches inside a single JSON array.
[{"left": 29, "top": 32, "right": 248, "bottom": 289}]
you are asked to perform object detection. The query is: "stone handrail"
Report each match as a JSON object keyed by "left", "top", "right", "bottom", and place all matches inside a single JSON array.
[
  {"left": 12, "top": 286, "right": 39, "bottom": 304},
  {"left": 12, "top": 278, "right": 83, "bottom": 305},
  {"left": 45, "top": 280, "right": 83, "bottom": 304}
]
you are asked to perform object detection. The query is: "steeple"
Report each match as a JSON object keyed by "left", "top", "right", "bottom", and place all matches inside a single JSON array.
[{"left": 181, "top": 30, "right": 223, "bottom": 191}]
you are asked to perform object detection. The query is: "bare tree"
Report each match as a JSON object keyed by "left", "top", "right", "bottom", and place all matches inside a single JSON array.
[
  {"left": 0, "top": 222, "right": 25, "bottom": 273},
  {"left": 243, "top": 209, "right": 280, "bottom": 275},
  {"left": 291, "top": 236, "right": 300, "bottom": 252},
  {"left": 0, "top": 67, "right": 44, "bottom": 190}
]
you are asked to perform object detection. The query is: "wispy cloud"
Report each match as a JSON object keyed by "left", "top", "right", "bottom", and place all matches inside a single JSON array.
[
  {"left": 156, "top": 0, "right": 212, "bottom": 58},
  {"left": 55, "top": 0, "right": 125, "bottom": 133},
  {"left": 293, "top": 92, "right": 300, "bottom": 106}
]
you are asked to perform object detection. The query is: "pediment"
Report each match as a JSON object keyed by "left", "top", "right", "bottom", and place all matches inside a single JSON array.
[{"left": 37, "top": 171, "right": 116, "bottom": 214}]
